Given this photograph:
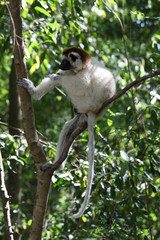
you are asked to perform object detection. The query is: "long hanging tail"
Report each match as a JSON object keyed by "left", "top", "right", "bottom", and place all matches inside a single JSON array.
[{"left": 72, "top": 112, "right": 96, "bottom": 218}]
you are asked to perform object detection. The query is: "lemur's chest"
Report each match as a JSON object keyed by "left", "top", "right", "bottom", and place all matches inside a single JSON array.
[
  {"left": 61, "top": 74, "right": 92, "bottom": 98},
  {"left": 61, "top": 75, "right": 100, "bottom": 113}
]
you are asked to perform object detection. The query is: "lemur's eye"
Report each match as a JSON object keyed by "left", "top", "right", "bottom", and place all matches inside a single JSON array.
[{"left": 69, "top": 53, "right": 78, "bottom": 62}]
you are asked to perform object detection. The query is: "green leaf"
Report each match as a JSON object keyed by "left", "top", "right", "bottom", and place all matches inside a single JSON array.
[
  {"left": 35, "top": 6, "right": 51, "bottom": 17},
  {"left": 29, "top": 63, "right": 39, "bottom": 74},
  {"left": 26, "top": 0, "right": 35, "bottom": 4},
  {"left": 82, "top": 215, "right": 87, "bottom": 222},
  {"left": 107, "top": 119, "right": 113, "bottom": 126}
]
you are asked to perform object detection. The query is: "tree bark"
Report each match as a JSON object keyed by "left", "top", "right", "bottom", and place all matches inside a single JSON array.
[
  {"left": 9, "top": 59, "right": 21, "bottom": 136},
  {"left": 8, "top": 59, "right": 22, "bottom": 224}
]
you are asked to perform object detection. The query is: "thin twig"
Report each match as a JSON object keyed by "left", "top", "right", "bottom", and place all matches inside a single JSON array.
[
  {"left": 0, "top": 151, "right": 14, "bottom": 240},
  {"left": 5, "top": 1, "right": 22, "bottom": 56},
  {"left": 0, "top": 121, "right": 55, "bottom": 147},
  {"left": 0, "top": 121, "right": 24, "bottom": 134},
  {"left": 145, "top": 183, "right": 153, "bottom": 240},
  {"left": 103, "top": 1, "right": 138, "bottom": 122}
]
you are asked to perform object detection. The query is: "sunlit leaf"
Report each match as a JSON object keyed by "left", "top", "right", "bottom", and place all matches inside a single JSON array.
[
  {"left": 107, "top": 119, "right": 113, "bottom": 126},
  {"left": 35, "top": 6, "right": 51, "bottom": 17},
  {"left": 82, "top": 215, "right": 87, "bottom": 222},
  {"left": 29, "top": 63, "right": 39, "bottom": 74},
  {"left": 26, "top": 0, "right": 35, "bottom": 4},
  {"left": 120, "top": 150, "right": 129, "bottom": 161}
]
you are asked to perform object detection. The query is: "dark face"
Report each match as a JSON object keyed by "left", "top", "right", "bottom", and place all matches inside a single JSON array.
[{"left": 59, "top": 59, "right": 72, "bottom": 70}]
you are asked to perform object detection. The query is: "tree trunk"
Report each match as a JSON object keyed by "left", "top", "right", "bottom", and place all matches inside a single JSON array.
[
  {"left": 8, "top": 59, "right": 21, "bottom": 208},
  {"left": 7, "top": 59, "right": 22, "bottom": 239},
  {"left": 8, "top": 59, "right": 21, "bottom": 136},
  {"left": 9, "top": 1, "right": 52, "bottom": 239}
]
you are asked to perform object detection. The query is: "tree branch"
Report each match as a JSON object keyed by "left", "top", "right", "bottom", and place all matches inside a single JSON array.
[
  {"left": 97, "top": 69, "right": 160, "bottom": 115},
  {"left": 49, "top": 115, "right": 87, "bottom": 174},
  {"left": 0, "top": 121, "right": 24, "bottom": 134}
]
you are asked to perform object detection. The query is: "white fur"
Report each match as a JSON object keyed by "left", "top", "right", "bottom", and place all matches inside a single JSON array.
[
  {"left": 33, "top": 76, "right": 59, "bottom": 100},
  {"left": 72, "top": 112, "right": 96, "bottom": 218},
  {"left": 59, "top": 57, "right": 115, "bottom": 114},
  {"left": 22, "top": 57, "right": 115, "bottom": 108},
  {"left": 68, "top": 52, "right": 83, "bottom": 71}
]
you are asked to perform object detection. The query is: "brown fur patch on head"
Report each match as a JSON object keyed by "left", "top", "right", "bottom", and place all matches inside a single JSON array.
[{"left": 62, "top": 47, "right": 91, "bottom": 65}]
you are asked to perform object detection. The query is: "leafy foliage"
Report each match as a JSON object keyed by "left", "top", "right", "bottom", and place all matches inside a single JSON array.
[{"left": 0, "top": 0, "right": 160, "bottom": 239}]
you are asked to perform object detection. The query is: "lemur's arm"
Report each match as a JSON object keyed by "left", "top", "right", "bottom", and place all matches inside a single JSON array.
[{"left": 17, "top": 74, "right": 61, "bottom": 100}]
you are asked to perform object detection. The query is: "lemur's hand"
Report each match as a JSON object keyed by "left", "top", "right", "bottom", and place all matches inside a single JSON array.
[
  {"left": 49, "top": 73, "right": 61, "bottom": 81},
  {"left": 17, "top": 78, "right": 35, "bottom": 95},
  {"left": 17, "top": 78, "right": 34, "bottom": 89}
]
